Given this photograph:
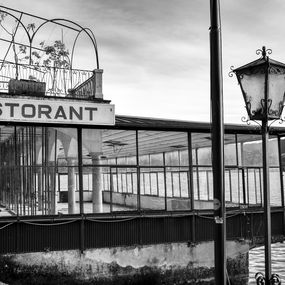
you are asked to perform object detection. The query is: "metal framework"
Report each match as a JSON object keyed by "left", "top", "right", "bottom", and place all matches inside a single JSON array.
[{"left": 0, "top": 6, "right": 99, "bottom": 97}]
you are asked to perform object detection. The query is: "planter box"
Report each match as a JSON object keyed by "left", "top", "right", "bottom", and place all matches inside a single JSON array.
[{"left": 8, "top": 79, "right": 46, "bottom": 96}]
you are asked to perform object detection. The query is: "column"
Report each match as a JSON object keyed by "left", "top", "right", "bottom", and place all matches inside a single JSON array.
[
  {"left": 93, "top": 69, "right": 103, "bottom": 99},
  {"left": 91, "top": 153, "right": 102, "bottom": 213}
]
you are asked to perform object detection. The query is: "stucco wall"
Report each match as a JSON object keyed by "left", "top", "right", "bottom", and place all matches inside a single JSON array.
[{"left": 0, "top": 240, "right": 249, "bottom": 284}]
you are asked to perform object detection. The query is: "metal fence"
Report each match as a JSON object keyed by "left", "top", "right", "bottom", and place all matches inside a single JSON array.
[
  {"left": 0, "top": 209, "right": 284, "bottom": 254},
  {"left": 0, "top": 60, "right": 93, "bottom": 97},
  {"left": 101, "top": 166, "right": 282, "bottom": 209}
]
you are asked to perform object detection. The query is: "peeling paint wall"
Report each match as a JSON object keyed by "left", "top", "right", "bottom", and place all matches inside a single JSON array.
[{"left": 0, "top": 240, "right": 249, "bottom": 284}]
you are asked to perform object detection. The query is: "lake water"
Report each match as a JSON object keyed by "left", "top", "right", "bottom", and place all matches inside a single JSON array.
[{"left": 248, "top": 242, "right": 285, "bottom": 284}]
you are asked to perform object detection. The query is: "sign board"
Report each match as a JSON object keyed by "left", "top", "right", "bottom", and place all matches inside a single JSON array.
[{"left": 0, "top": 97, "right": 115, "bottom": 125}]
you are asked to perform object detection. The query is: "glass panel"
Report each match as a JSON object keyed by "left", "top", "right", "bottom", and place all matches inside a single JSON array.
[
  {"left": 224, "top": 134, "right": 237, "bottom": 165},
  {"left": 268, "top": 67, "right": 285, "bottom": 119},
  {"left": 138, "top": 131, "right": 189, "bottom": 211},
  {"left": 227, "top": 168, "right": 241, "bottom": 205},
  {"left": 246, "top": 168, "right": 262, "bottom": 206},
  {"left": 197, "top": 147, "right": 211, "bottom": 165},
  {"left": 93, "top": 167, "right": 138, "bottom": 213},
  {"left": 268, "top": 136, "right": 279, "bottom": 166},
  {"left": 81, "top": 129, "right": 136, "bottom": 213},
  {"left": 139, "top": 167, "right": 164, "bottom": 210},
  {"left": 165, "top": 151, "right": 179, "bottom": 166},
  {"left": 238, "top": 70, "right": 265, "bottom": 119},
  {"left": 193, "top": 166, "right": 213, "bottom": 210},
  {"left": 82, "top": 129, "right": 136, "bottom": 165},
  {"left": 270, "top": 167, "right": 281, "bottom": 206},
  {"left": 0, "top": 126, "right": 79, "bottom": 216},
  {"left": 166, "top": 167, "right": 190, "bottom": 211},
  {"left": 237, "top": 134, "right": 262, "bottom": 166},
  {"left": 138, "top": 131, "right": 188, "bottom": 166},
  {"left": 150, "top": 153, "right": 163, "bottom": 166}
]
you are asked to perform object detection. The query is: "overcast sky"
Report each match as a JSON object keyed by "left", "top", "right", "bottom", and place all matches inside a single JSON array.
[{"left": 1, "top": 0, "right": 285, "bottom": 123}]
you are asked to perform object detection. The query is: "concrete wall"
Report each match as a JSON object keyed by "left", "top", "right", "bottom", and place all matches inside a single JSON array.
[
  {"left": 103, "top": 191, "right": 215, "bottom": 210},
  {"left": 0, "top": 240, "right": 249, "bottom": 284}
]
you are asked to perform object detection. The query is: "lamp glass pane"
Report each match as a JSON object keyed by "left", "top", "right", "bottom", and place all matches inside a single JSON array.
[
  {"left": 268, "top": 67, "right": 285, "bottom": 119},
  {"left": 238, "top": 71, "right": 265, "bottom": 118}
]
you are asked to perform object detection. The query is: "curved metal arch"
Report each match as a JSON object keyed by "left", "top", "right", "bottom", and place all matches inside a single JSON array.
[
  {"left": 0, "top": 9, "right": 32, "bottom": 43},
  {"left": 71, "top": 27, "right": 99, "bottom": 71},
  {"left": 31, "top": 18, "right": 99, "bottom": 69},
  {"left": 0, "top": 10, "right": 34, "bottom": 68}
]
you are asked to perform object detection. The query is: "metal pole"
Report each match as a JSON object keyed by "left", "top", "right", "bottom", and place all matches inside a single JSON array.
[
  {"left": 262, "top": 118, "right": 271, "bottom": 284},
  {"left": 77, "top": 127, "right": 84, "bottom": 254},
  {"left": 210, "top": 0, "right": 226, "bottom": 284}
]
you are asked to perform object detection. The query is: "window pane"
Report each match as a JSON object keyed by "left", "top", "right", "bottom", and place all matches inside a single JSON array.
[{"left": 0, "top": 126, "right": 79, "bottom": 216}]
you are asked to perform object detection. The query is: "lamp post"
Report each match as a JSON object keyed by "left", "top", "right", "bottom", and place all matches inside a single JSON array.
[
  {"left": 232, "top": 46, "right": 285, "bottom": 284},
  {"left": 209, "top": 0, "right": 226, "bottom": 284}
]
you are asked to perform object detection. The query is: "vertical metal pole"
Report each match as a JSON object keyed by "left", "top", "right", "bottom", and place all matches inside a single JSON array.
[
  {"left": 277, "top": 135, "right": 285, "bottom": 236},
  {"left": 187, "top": 132, "right": 194, "bottom": 210},
  {"left": 188, "top": 132, "right": 196, "bottom": 242},
  {"left": 77, "top": 127, "right": 84, "bottom": 253},
  {"left": 262, "top": 119, "right": 271, "bottom": 284},
  {"left": 163, "top": 152, "right": 168, "bottom": 211},
  {"left": 135, "top": 130, "right": 141, "bottom": 211},
  {"left": 210, "top": 0, "right": 226, "bottom": 284},
  {"left": 277, "top": 136, "right": 285, "bottom": 208},
  {"left": 77, "top": 128, "right": 84, "bottom": 214},
  {"left": 195, "top": 148, "right": 200, "bottom": 200},
  {"left": 110, "top": 167, "right": 113, "bottom": 213},
  {"left": 262, "top": 49, "right": 271, "bottom": 285}
]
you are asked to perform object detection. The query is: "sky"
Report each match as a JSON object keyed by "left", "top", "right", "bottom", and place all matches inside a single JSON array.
[{"left": 1, "top": 0, "right": 285, "bottom": 123}]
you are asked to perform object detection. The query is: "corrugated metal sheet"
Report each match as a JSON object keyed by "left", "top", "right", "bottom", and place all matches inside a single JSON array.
[{"left": 0, "top": 210, "right": 284, "bottom": 254}]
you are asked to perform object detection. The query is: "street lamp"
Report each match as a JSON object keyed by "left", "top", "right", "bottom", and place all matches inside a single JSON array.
[{"left": 232, "top": 46, "right": 285, "bottom": 285}]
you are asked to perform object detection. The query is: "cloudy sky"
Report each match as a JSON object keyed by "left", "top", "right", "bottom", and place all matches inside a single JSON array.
[{"left": 1, "top": 0, "right": 285, "bottom": 123}]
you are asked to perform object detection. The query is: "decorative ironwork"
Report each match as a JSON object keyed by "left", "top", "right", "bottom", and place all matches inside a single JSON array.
[
  {"left": 241, "top": 115, "right": 261, "bottom": 127},
  {"left": 0, "top": 60, "right": 93, "bottom": 97},
  {"left": 256, "top": 46, "right": 272, "bottom": 58},
  {"left": 269, "top": 65, "right": 285, "bottom": 74},
  {"left": 244, "top": 97, "right": 283, "bottom": 121},
  {"left": 0, "top": 5, "right": 99, "bottom": 98},
  {"left": 228, "top": 66, "right": 235, "bottom": 77}
]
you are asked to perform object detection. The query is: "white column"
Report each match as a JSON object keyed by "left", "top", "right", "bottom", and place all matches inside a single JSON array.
[
  {"left": 93, "top": 69, "right": 103, "bottom": 99},
  {"left": 91, "top": 153, "right": 102, "bottom": 213}
]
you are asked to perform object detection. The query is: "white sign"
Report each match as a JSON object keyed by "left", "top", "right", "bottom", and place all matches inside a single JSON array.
[{"left": 0, "top": 97, "right": 115, "bottom": 125}]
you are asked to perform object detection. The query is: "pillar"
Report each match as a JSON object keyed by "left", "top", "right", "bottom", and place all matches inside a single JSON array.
[
  {"left": 67, "top": 158, "right": 76, "bottom": 214},
  {"left": 91, "top": 153, "right": 102, "bottom": 213},
  {"left": 93, "top": 69, "right": 103, "bottom": 99}
]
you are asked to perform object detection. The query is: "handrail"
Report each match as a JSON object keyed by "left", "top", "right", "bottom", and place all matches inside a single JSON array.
[{"left": 0, "top": 60, "right": 93, "bottom": 97}]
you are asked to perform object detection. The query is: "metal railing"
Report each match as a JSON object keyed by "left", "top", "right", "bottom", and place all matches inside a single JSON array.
[
  {"left": 101, "top": 165, "right": 283, "bottom": 209},
  {"left": 0, "top": 60, "right": 93, "bottom": 97}
]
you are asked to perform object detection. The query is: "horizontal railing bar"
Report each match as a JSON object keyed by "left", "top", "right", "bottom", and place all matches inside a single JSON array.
[{"left": 0, "top": 206, "right": 282, "bottom": 224}]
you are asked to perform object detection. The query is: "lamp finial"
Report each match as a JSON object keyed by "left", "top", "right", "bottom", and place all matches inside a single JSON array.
[{"left": 262, "top": 46, "right": 266, "bottom": 58}]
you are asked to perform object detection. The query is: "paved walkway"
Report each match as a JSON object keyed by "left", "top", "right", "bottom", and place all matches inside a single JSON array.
[{"left": 0, "top": 202, "right": 132, "bottom": 217}]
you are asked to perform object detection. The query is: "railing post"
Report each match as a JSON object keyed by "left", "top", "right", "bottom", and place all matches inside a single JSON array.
[{"left": 92, "top": 69, "right": 103, "bottom": 99}]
